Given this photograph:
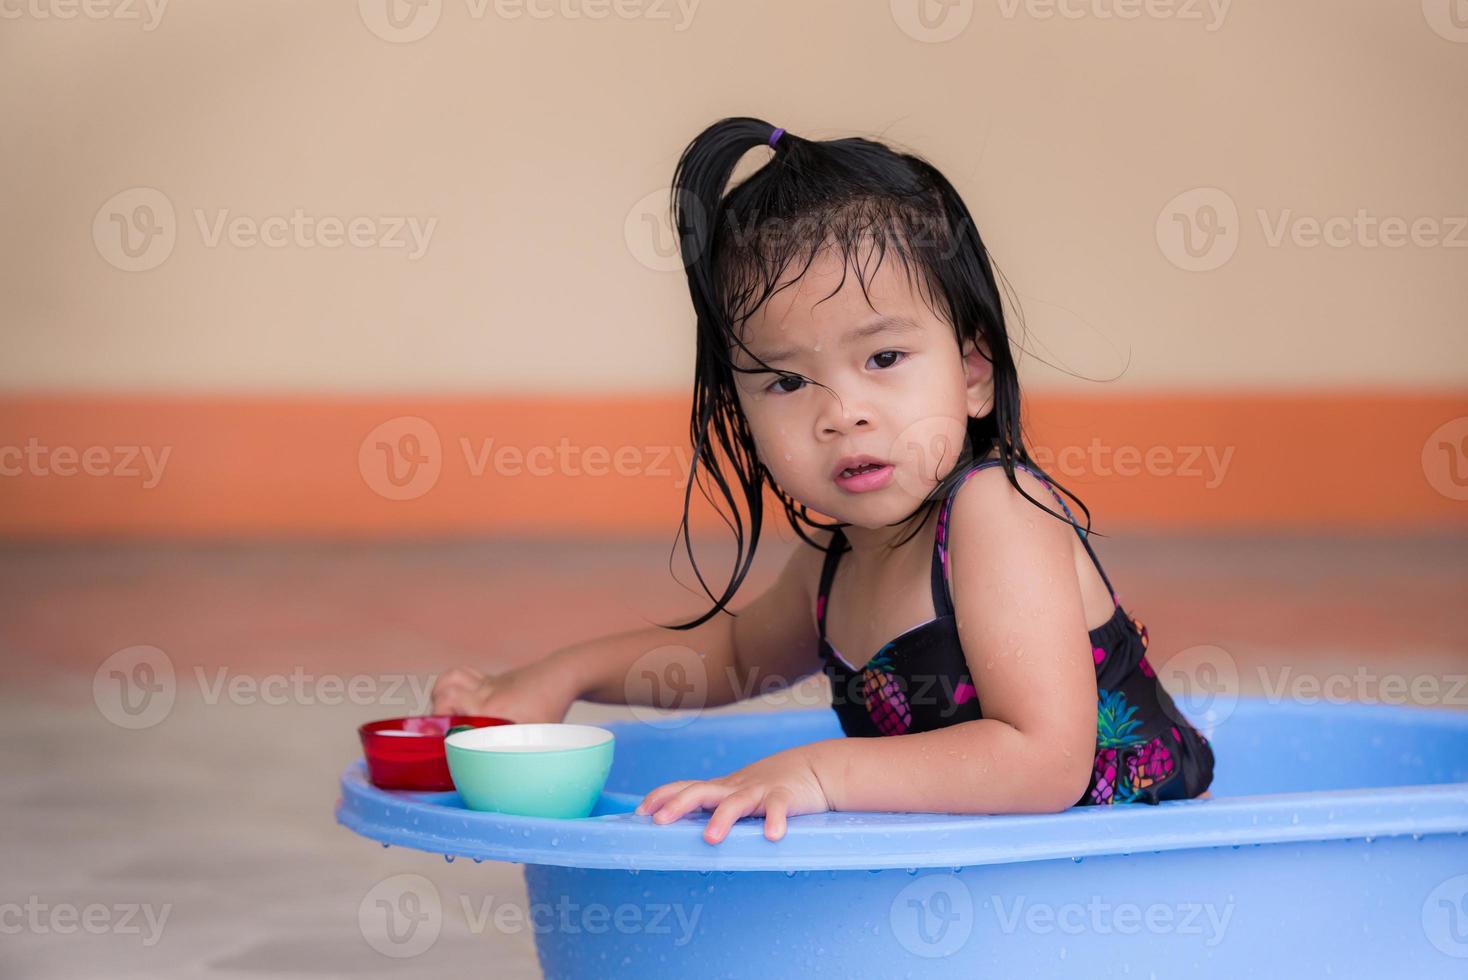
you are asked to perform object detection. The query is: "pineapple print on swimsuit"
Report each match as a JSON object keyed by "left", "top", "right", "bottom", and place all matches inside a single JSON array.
[{"left": 814, "top": 457, "right": 1215, "bottom": 807}]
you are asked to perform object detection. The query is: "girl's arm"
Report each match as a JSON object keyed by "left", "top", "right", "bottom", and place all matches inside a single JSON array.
[
  {"left": 432, "top": 532, "right": 826, "bottom": 718},
  {"left": 638, "top": 468, "right": 1097, "bottom": 841},
  {"left": 810, "top": 465, "right": 1098, "bottom": 813},
  {"left": 567, "top": 529, "right": 826, "bottom": 706}
]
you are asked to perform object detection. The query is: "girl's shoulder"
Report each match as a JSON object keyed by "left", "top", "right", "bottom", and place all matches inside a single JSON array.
[{"left": 946, "top": 458, "right": 1067, "bottom": 529}]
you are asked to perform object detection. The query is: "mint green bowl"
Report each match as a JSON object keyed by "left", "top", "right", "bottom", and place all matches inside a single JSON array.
[{"left": 444, "top": 723, "right": 615, "bottom": 818}]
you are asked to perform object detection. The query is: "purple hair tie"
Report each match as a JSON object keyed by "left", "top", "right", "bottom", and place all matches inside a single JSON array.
[{"left": 768, "top": 127, "right": 785, "bottom": 148}]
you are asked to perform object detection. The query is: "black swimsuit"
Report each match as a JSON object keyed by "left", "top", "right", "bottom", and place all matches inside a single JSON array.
[{"left": 815, "top": 458, "right": 1215, "bottom": 806}]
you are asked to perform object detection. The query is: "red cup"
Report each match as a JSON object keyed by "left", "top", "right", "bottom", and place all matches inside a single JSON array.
[{"left": 359, "top": 715, "right": 512, "bottom": 791}]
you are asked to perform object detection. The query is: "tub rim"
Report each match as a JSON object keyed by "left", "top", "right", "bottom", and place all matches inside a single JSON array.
[{"left": 336, "top": 697, "right": 1468, "bottom": 872}]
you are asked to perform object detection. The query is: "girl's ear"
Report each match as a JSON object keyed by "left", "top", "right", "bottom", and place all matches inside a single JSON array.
[{"left": 961, "top": 334, "right": 995, "bottom": 419}]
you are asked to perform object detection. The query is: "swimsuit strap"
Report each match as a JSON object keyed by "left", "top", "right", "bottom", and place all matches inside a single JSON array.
[
  {"left": 814, "top": 526, "right": 850, "bottom": 640},
  {"left": 817, "top": 457, "right": 1119, "bottom": 638},
  {"left": 932, "top": 458, "right": 1120, "bottom": 619}
]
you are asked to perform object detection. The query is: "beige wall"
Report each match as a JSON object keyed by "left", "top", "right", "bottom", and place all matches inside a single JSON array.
[{"left": 2, "top": 0, "right": 1465, "bottom": 394}]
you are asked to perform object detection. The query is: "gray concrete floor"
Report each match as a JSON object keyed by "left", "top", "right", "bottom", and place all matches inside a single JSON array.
[{"left": 2, "top": 532, "right": 1464, "bottom": 977}]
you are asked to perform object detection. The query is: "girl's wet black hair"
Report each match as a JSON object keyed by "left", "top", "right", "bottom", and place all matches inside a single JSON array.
[{"left": 660, "top": 116, "right": 1096, "bottom": 630}]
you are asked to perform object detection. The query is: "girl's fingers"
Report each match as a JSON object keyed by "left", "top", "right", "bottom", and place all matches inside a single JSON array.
[
  {"left": 703, "top": 789, "right": 762, "bottom": 844},
  {"left": 634, "top": 781, "right": 694, "bottom": 816},
  {"left": 762, "top": 789, "right": 792, "bottom": 841},
  {"left": 432, "top": 679, "right": 487, "bottom": 714},
  {"left": 431, "top": 669, "right": 489, "bottom": 712},
  {"left": 650, "top": 782, "right": 732, "bottom": 824}
]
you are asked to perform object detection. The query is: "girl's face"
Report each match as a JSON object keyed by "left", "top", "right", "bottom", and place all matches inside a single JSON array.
[{"left": 730, "top": 248, "right": 994, "bottom": 530}]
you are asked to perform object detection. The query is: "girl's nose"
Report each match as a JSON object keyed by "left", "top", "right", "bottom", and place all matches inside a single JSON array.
[{"left": 817, "top": 394, "right": 872, "bottom": 436}]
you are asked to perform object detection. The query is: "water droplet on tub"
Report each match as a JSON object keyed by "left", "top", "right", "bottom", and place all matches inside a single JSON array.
[
  {"left": 472, "top": 857, "right": 483, "bottom": 864},
  {"left": 381, "top": 843, "right": 390, "bottom": 849},
  {"left": 444, "top": 854, "right": 455, "bottom": 863},
  {"left": 905, "top": 868, "right": 918, "bottom": 876},
  {"left": 784, "top": 870, "right": 796, "bottom": 878}
]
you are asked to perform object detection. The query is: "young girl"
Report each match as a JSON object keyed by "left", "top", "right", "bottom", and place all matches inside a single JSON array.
[{"left": 431, "top": 116, "right": 1215, "bottom": 844}]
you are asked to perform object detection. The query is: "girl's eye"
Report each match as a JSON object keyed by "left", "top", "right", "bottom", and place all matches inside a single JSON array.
[
  {"left": 765, "top": 373, "right": 806, "bottom": 395},
  {"left": 762, "top": 352, "right": 905, "bottom": 394}
]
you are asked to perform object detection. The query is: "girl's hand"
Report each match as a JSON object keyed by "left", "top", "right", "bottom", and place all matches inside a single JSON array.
[
  {"left": 634, "top": 747, "right": 833, "bottom": 844},
  {"left": 430, "top": 660, "right": 579, "bottom": 724}
]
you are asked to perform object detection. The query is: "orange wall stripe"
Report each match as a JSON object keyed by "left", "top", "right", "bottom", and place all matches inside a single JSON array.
[{"left": 0, "top": 392, "right": 1463, "bottom": 537}]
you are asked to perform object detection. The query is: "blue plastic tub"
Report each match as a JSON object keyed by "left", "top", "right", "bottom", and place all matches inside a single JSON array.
[{"left": 337, "top": 696, "right": 1468, "bottom": 977}]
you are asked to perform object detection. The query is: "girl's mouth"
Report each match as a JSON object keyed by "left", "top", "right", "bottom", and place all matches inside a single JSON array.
[{"left": 834, "top": 462, "right": 894, "bottom": 493}]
